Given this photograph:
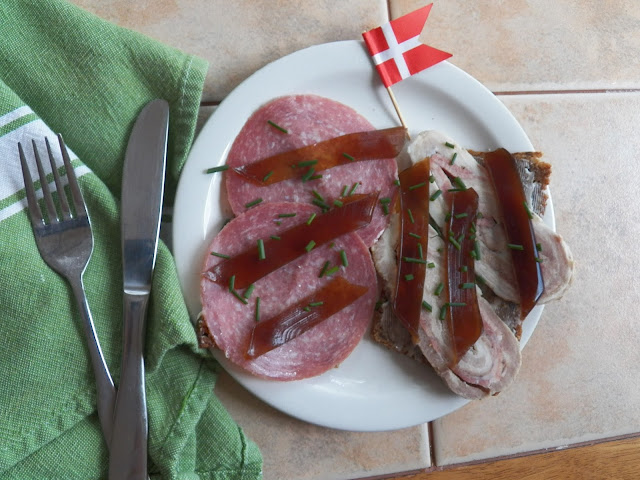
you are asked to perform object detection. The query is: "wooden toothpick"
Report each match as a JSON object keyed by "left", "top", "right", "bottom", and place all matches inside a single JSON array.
[{"left": 386, "top": 87, "right": 410, "bottom": 139}]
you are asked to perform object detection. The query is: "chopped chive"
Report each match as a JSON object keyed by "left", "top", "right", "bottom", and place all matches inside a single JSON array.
[
  {"left": 434, "top": 282, "right": 444, "bottom": 296},
  {"left": 262, "top": 170, "right": 274, "bottom": 182},
  {"left": 454, "top": 212, "right": 468, "bottom": 219},
  {"left": 319, "top": 260, "right": 330, "bottom": 278},
  {"left": 255, "top": 297, "right": 261, "bottom": 322},
  {"left": 341, "top": 185, "right": 348, "bottom": 197},
  {"left": 312, "top": 198, "right": 331, "bottom": 210},
  {"left": 448, "top": 302, "right": 467, "bottom": 307},
  {"left": 409, "top": 181, "right": 427, "bottom": 191},
  {"left": 507, "top": 243, "right": 524, "bottom": 251},
  {"left": 275, "top": 221, "right": 282, "bottom": 226},
  {"left": 306, "top": 213, "right": 317, "bottom": 225},
  {"left": 325, "top": 265, "right": 340, "bottom": 276},
  {"left": 430, "top": 189, "right": 442, "bottom": 201},
  {"left": 404, "top": 274, "right": 415, "bottom": 281},
  {"left": 536, "top": 242, "right": 542, "bottom": 252},
  {"left": 303, "top": 306, "right": 311, "bottom": 312},
  {"left": 257, "top": 239, "right": 266, "bottom": 260},
  {"left": 394, "top": 179, "right": 401, "bottom": 186},
  {"left": 448, "top": 236, "right": 461, "bottom": 251},
  {"left": 422, "top": 300, "right": 433, "bottom": 312},
  {"left": 329, "top": 242, "right": 335, "bottom": 248},
  {"left": 457, "top": 233, "right": 465, "bottom": 245},
  {"left": 298, "top": 159, "right": 318, "bottom": 168},
  {"left": 460, "top": 265, "right": 468, "bottom": 273},
  {"left": 409, "top": 232, "right": 421, "bottom": 239},
  {"left": 382, "top": 204, "right": 389, "bottom": 215},
  {"left": 333, "top": 199, "right": 344, "bottom": 207},
  {"left": 380, "top": 197, "right": 391, "bottom": 204},
  {"left": 439, "top": 306, "right": 447, "bottom": 320},
  {"left": 210, "top": 251, "right": 230, "bottom": 259},
  {"left": 243, "top": 283, "right": 256, "bottom": 299},
  {"left": 445, "top": 142, "right": 455, "bottom": 148},
  {"left": 301, "top": 167, "right": 316, "bottom": 182},
  {"left": 305, "top": 240, "right": 316, "bottom": 252},
  {"left": 450, "top": 152, "right": 458, "bottom": 165},
  {"left": 348, "top": 182, "right": 360, "bottom": 196},
  {"left": 418, "top": 243, "right": 424, "bottom": 260},
  {"left": 535, "top": 257, "right": 544, "bottom": 263},
  {"left": 429, "top": 174, "right": 436, "bottom": 183},
  {"left": 453, "top": 177, "right": 467, "bottom": 190},
  {"left": 231, "top": 289, "right": 248, "bottom": 305},
  {"left": 278, "top": 212, "right": 296, "bottom": 218},
  {"left": 474, "top": 240, "right": 481, "bottom": 260},
  {"left": 206, "top": 165, "right": 229, "bottom": 174},
  {"left": 342, "top": 152, "right": 355, "bottom": 161},
  {"left": 407, "top": 208, "right": 415, "bottom": 224},
  {"left": 312, "top": 190, "right": 325, "bottom": 202},
  {"left": 270, "top": 235, "right": 281, "bottom": 240},
  {"left": 340, "top": 249, "right": 348, "bottom": 267},
  {"left": 267, "top": 120, "right": 288, "bottom": 133},
  {"left": 523, "top": 201, "right": 534, "bottom": 219},
  {"left": 475, "top": 274, "right": 486, "bottom": 285},
  {"left": 228, "top": 275, "right": 236, "bottom": 292},
  {"left": 427, "top": 262, "right": 436, "bottom": 268},
  {"left": 309, "top": 174, "right": 323, "bottom": 181},
  {"left": 460, "top": 283, "right": 475, "bottom": 289},
  {"left": 245, "top": 198, "right": 263, "bottom": 209},
  {"left": 309, "top": 301, "right": 324, "bottom": 307},
  {"left": 403, "top": 256, "right": 427, "bottom": 264}
]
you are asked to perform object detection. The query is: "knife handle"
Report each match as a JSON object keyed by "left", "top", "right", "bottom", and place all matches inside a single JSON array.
[{"left": 109, "top": 292, "right": 149, "bottom": 480}]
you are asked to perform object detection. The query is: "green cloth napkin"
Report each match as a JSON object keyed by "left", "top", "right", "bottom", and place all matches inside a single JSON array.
[{"left": 0, "top": 1, "right": 263, "bottom": 479}]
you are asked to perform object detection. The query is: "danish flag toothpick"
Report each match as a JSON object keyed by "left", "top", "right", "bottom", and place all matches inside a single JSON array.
[{"left": 362, "top": 3, "right": 452, "bottom": 129}]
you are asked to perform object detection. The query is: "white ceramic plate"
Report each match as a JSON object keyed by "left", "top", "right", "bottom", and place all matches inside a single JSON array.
[{"left": 172, "top": 40, "right": 553, "bottom": 432}]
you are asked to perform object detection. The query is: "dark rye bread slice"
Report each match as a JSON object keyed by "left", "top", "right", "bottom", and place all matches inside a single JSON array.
[{"left": 372, "top": 150, "right": 550, "bottom": 359}]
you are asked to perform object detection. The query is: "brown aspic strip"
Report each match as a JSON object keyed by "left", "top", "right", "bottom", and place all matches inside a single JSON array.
[
  {"left": 483, "top": 148, "right": 544, "bottom": 319},
  {"left": 444, "top": 187, "right": 484, "bottom": 365},
  {"left": 246, "top": 276, "right": 369, "bottom": 358},
  {"left": 392, "top": 159, "right": 431, "bottom": 341},
  {"left": 203, "top": 193, "right": 377, "bottom": 290},
  {"left": 232, "top": 127, "right": 407, "bottom": 185}
]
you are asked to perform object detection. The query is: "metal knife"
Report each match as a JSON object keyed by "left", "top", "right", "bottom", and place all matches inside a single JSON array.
[{"left": 109, "top": 99, "right": 169, "bottom": 480}]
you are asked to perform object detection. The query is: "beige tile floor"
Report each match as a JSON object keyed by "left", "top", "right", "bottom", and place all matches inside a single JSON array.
[{"left": 71, "top": 0, "right": 640, "bottom": 478}]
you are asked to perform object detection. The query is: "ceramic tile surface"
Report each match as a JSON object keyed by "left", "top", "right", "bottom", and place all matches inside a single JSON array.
[
  {"left": 391, "top": 0, "right": 640, "bottom": 92},
  {"left": 214, "top": 371, "right": 431, "bottom": 480},
  {"left": 71, "top": 0, "right": 389, "bottom": 102},
  {"left": 432, "top": 91, "right": 640, "bottom": 465}
]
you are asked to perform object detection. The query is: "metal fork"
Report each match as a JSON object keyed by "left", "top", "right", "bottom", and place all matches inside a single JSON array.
[{"left": 18, "top": 135, "right": 116, "bottom": 445}]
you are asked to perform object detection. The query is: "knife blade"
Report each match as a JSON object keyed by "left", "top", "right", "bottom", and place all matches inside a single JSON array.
[{"left": 109, "top": 99, "right": 169, "bottom": 480}]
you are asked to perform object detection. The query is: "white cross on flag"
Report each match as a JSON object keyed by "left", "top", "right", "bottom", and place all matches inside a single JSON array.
[{"left": 362, "top": 4, "right": 452, "bottom": 88}]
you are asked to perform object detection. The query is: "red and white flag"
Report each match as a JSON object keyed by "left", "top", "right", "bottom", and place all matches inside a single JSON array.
[{"left": 362, "top": 4, "right": 452, "bottom": 88}]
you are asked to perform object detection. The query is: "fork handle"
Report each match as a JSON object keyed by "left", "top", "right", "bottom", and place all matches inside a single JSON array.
[
  {"left": 70, "top": 274, "right": 116, "bottom": 445},
  {"left": 109, "top": 291, "right": 149, "bottom": 480}
]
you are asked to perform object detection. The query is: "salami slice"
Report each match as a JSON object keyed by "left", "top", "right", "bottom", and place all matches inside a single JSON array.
[
  {"left": 200, "top": 202, "right": 378, "bottom": 380},
  {"left": 224, "top": 94, "right": 399, "bottom": 246}
]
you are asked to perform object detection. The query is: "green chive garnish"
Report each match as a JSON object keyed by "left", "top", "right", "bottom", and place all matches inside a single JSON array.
[
  {"left": 319, "top": 260, "right": 330, "bottom": 278},
  {"left": 210, "top": 251, "right": 230, "bottom": 259},
  {"left": 245, "top": 198, "right": 263, "bottom": 209},
  {"left": 270, "top": 235, "right": 281, "bottom": 240},
  {"left": 448, "top": 302, "right": 467, "bottom": 307},
  {"left": 418, "top": 243, "right": 424, "bottom": 260},
  {"left": 229, "top": 275, "right": 236, "bottom": 292},
  {"left": 255, "top": 297, "right": 261, "bottom": 322},
  {"left": 535, "top": 257, "right": 544, "bottom": 263},
  {"left": 325, "top": 265, "right": 340, "bottom": 276},
  {"left": 305, "top": 240, "right": 316, "bottom": 252},
  {"left": 262, "top": 171, "right": 274, "bottom": 182},
  {"left": 301, "top": 167, "right": 316, "bottom": 182},
  {"left": 427, "top": 262, "right": 435, "bottom": 268},
  {"left": 422, "top": 301, "right": 433, "bottom": 312},
  {"left": 312, "top": 190, "right": 325, "bottom": 202},
  {"left": 206, "top": 165, "right": 229, "bottom": 174},
  {"left": 445, "top": 142, "right": 455, "bottom": 148},
  {"left": 430, "top": 189, "right": 442, "bottom": 201},
  {"left": 409, "top": 181, "right": 427, "bottom": 191},
  {"left": 278, "top": 212, "right": 296, "bottom": 218},
  {"left": 340, "top": 250, "right": 348, "bottom": 267},
  {"left": 404, "top": 274, "right": 415, "bottom": 281},
  {"left": 243, "top": 283, "right": 255, "bottom": 299},
  {"left": 309, "top": 301, "right": 324, "bottom": 307},
  {"left": 403, "top": 257, "right": 427, "bottom": 264},
  {"left": 450, "top": 152, "right": 458, "bottom": 165},
  {"left": 439, "top": 307, "right": 447, "bottom": 320},
  {"left": 434, "top": 282, "right": 444, "bottom": 296},
  {"left": 257, "top": 239, "right": 266, "bottom": 260},
  {"left": 267, "top": 120, "right": 288, "bottom": 133},
  {"left": 348, "top": 182, "right": 359, "bottom": 196},
  {"left": 341, "top": 185, "right": 348, "bottom": 197},
  {"left": 298, "top": 159, "right": 318, "bottom": 168},
  {"left": 523, "top": 201, "right": 534, "bottom": 219},
  {"left": 453, "top": 177, "right": 467, "bottom": 190},
  {"left": 460, "top": 283, "right": 475, "bottom": 289},
  {"left": 394, "top": 179, "right": 401, "bottom": 186},
  {"left": 342, "top": 152, "right": 355, "bottom": 161},
  {"left": 449, "top": 236, "right": 461, "bottom": 250},
  {"left": 407, "top": 208, "right": 415, "bottom": 224},
  {"left": 306, "top": 213, "right": 316, "bottom": 225},
  {"left": 380, "top": 197, "right": 391, "bottom": 204},
  {"left": 536, "top": 243, "right": 542, "bottom": 252},
  {"left": 312, "top": 199, "right": 331, "bottom": 210},
  {"left": 409, "top": 232, "right": 421, "bottom": 239},
  {"left": 429, "top": 174, "right": 436, "bottom": 183},
  {"left": 232, "top": 289, "right": 248, "bottom": 305},
  {"left": 333, "top": 199, "right": 344, "bottom": 207},
  {"left": 507, "top": 243, "right": 524, "bottom": 251},
  {"left": 454, "top": 213, "right": 468, "bottom": 219},
  {"left": 460, "top": 265, "right": 468, "bottom": 273}
]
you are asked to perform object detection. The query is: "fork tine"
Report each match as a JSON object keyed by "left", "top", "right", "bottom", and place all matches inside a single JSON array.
[
  {"left": 18, "top": 142, "right": 44, "bottom": 226},
  {"left": 31, "top": 139, "right": 58, "bottom": 223},
  {"left": 46, "top": 137, "right": 72, "bottom": 220},
  {"left": 57, "top": 134, "right": 87, "bottom": 218}
]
